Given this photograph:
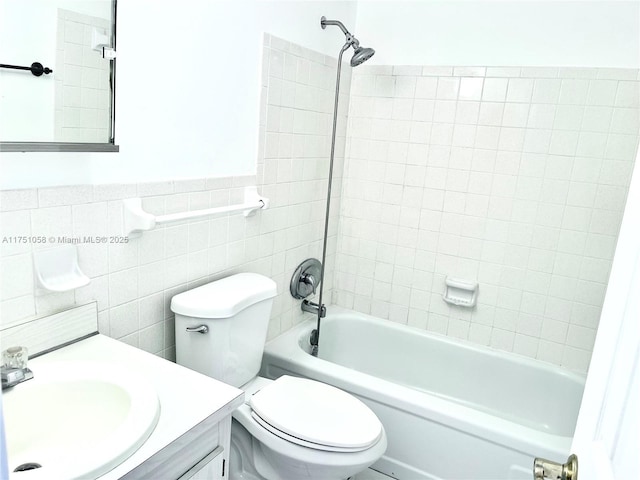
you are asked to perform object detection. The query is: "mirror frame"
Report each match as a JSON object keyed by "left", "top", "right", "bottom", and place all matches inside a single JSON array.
[{"left": 0, "top": 0, "right": 118, "bottom": 153}]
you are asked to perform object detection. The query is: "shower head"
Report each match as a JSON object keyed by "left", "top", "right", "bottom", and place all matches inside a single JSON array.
[
  {"left": 351, "top": 46, "right": 375, "bottom": 67},
  {"left": 321, "top": 16, "right": 375, "bottom": 67}
]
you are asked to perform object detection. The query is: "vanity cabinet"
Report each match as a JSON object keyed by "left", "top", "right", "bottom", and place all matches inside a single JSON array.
[
  {"left": 179, "top": 447, "right": 225, "bottom": 480},
  {"left": 177, "top": 417, "right": 233, "bottom": 480},
  {"left": 121, "top": 416, "right": 235, "bottom": 480}
]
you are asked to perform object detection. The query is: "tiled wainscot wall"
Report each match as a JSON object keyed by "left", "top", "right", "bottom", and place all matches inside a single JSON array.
[
  {"left": 0, "top": 34, "right": 351, "bottom": 359},
  {"left": 335, "top": 65, "right": 639, "bottom": 373}
]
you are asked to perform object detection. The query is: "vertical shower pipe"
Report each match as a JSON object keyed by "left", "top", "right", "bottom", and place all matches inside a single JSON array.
[{"left": 311, "top": 42, "right": 351, "bottom": 354}]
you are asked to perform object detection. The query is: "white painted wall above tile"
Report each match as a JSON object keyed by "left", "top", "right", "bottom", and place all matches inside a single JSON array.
[
  {"left": 355, "top": 1, "right": 640, "bottom": 67},
  {"left": 0, "top": 1, "right": 358, "bottom": 189}
]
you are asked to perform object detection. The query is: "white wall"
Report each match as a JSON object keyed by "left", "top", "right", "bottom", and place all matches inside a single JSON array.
[
  {"left": 355, "top": 1, "right": 639, "bottom": 68},
  {"left": 0, "top": 0, "right": 357, "bottom": 189}
]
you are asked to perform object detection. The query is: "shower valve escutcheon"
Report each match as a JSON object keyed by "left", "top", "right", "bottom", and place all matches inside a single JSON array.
[{"left": 290, "top": 258, "right": 322, "bottom": 300}]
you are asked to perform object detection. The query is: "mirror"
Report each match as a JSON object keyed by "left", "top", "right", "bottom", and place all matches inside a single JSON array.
[{"left": 0, "top": 0, "right": 118, "bottom": 152}]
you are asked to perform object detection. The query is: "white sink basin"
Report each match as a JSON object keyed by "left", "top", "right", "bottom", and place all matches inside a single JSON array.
[{"left": 3, "top": 361, "right": 160, "bottom": 479}]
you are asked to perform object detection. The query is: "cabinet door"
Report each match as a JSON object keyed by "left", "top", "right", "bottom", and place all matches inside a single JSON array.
[{"left": 178, "top": 446, "right": 224, "bottom": 480}]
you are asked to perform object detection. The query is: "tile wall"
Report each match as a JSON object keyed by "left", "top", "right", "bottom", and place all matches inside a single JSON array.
[
  {"left": 335, "top": 65, "right": 640, "bottom": 372},
  {"left": 0, "top": 35, "right": 350, "bottom": 359},
  {"left": 55, "top": 9, "right": 112, "bottom": 143}
]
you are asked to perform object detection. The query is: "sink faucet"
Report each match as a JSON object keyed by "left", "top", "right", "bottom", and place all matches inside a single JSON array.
[{"left": 1, "top": 346, "right": 33, "bottom": 390}]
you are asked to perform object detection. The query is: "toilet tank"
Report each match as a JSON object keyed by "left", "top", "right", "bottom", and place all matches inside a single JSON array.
[{"left": 171, "top": 273, "right": 277, "bottom": 388}]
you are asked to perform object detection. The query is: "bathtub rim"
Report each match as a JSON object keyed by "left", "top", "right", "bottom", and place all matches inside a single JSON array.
[{"left": 262, "top": 307, "right": 585, "bottom": 462}]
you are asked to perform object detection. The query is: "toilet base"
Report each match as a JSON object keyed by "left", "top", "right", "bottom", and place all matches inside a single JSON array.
[{"left": 229, "top": 419, "right": 263, "bottom": 480}]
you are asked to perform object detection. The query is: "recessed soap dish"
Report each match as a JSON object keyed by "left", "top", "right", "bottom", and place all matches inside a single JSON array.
[
  {"left": 442, "top": 277, "right": 478, "bottom": 308},
  {"left": 33, "top": 245, "right": 90, "bottom": 293}
]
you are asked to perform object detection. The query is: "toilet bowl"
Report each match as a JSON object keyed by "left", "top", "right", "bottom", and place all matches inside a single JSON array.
[
  {"left": 231, "top": 376, "right": 387, "bottom": 480},
  {"left": 171, "top": 273, "right": 386, "bottom": 480}
]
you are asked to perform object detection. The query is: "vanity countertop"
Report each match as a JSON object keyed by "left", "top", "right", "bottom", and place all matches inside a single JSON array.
[{"left": 26, "top": 333, "right": 244, "bottom": 479}]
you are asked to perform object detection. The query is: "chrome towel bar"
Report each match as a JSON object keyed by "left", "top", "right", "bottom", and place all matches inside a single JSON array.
[{"left": 123, "top": 186, "right": 269, "bottom": 237}]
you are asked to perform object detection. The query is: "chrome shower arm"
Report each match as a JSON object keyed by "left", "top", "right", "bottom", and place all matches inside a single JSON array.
[
  {"left": 320, "top": 17, "right": 350, "bottom": 35},
  {"left": 320, "top": 16, "right": 360, "bottom": 48}
]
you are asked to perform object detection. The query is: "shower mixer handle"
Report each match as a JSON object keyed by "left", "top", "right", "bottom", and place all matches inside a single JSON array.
[{"left": 301, "top": 273, "right": 317, "bottom": 295}]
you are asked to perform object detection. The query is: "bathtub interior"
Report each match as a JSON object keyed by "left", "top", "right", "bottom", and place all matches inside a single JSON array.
[{"left": 306, "top": 312, "right": 584, "bottom": 437}]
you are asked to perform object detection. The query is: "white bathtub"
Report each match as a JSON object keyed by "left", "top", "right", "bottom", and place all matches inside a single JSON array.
[{"left": 261, "top": 307, "right": 585, "bottom": 480}]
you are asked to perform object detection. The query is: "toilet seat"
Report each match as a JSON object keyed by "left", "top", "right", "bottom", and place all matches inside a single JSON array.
[{"left": 248, "top": 376, "right": 382, "bottom": 452}]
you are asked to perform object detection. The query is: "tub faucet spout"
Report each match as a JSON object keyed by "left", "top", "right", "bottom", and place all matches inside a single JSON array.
[{"left": 301, "top": 300, "right": 326, "bottom": 318}]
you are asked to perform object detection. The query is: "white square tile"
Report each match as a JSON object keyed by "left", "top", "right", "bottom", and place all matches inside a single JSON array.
[
  {"left": 532, "top": 79, "right": 562, "bottom": 104},
  {"left": 452, "top": 124, "right": 476, "bottom": 147},
  {"left": 523, "top": 129, "right": 552, "bottom": 154},
  {"left": 482, "top": 78, "right": 508, "bottom": 102},
  {"left": 586, "top": 80, "right": 617, "bottom": 106},
  {"left": 549, "top": 131, "right": 579, "bottom": 156},
  {"left": 490, "top": 328, "right": 515, "bottom": 351},
  {"left": 412, "top": 99, "right": 435, "bottom": 122},
  {"left": 109, "top": 301, "right": 139, "bottom": 339},
  {"left": 474, "top": 126, "right": 500, "bottom": 150},
  {"left": 566, "top": 182, "right": 597, "bottom": 208},
  {"left": 410, "top": 122, "right": 432, "bottom": 143},
  {"left": 478, "top": 102, "right": 504, "bottom": 126},
  {"left": 573, "top": 280, "right": 606, "bottom": 306},
  {"left": 615, "top": 81, "right": 640, "bottom": 108},
  {"left": 433, "top": 100, "right": 457, "bottom": 123},
  {"left": 594, "top": 184, "right": 628, "bottom": 211},
  {"left": 581, "top": 106, "right": 613, "bottom": 132},
  {"left": 430, "top": 123, "right": 454, "bottom": 145},
  {"left": 0, "top": 254, "right": 33, "bottom": 301},
  {"left": 459, "top": 78, "right": 484, "bottom": 100},
  {"left": 584, "top": 233, "right": 617, "bottom": 260},
  {"left": 502, "top": 103, "right": 530, "bottom": 127},
  {"left": 456, "top": 101, "right": 480, "bottom": 124},
  {"left": 506, "top": 78, "right": 534, "bottom": 103},
  {"left": 415, "top": 77, "right": 438, "bottom": 99},
  {"left": 394, "top": 76, "right": 417, "bottom": 98},
  {"left": 561, "top": 346, "right": 591, "bottom": 372},
  {"left": 0, "top": 211, "right": 32, "bottom": 257},
  {"left": 498, "top": 127, "right": 525, "bottom": 151},
  {"left": 375, "top": 76, "right": 395, "bottom": 97},
  {"left": 528, "top": 104, "right": 556, "bottom": 129},
  {"left": 467, "top": 171, "right": 493, "bottom": 195},
  {"left": 610, "top": 108, "right": 640, "bottom": 135},
  {"left": 559, "top": 79, "right": 589, "bottom": 105},
  {"left": 537, "top": 339, "right": 564, "bottom": 365},
  {"left": 599, "top": 160, "right": 634, "bottom": 186},
  {"left": 541, "top": 317, "right": 569, "bottom": 342},
  {"left": 604, "top": 135, "right": 638, "bottom": 162},
  {"left": 570, "top": 303, "right": 602, "bottom": 329},
  {"left": 436, "top": 77, "right": 460, "bottom": 100},
  {"left": 471, "top": 149, "right": 496, "bottom": 172}
]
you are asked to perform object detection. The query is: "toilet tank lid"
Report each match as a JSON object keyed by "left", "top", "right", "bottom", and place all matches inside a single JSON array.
[{"left": 170, "top": 273, "right": 277, "bottom": 318}]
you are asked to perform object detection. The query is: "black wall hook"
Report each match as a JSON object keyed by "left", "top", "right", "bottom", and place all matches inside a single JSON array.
[{"left": 0, "top": 62, "right": 53, "bottom": 77}]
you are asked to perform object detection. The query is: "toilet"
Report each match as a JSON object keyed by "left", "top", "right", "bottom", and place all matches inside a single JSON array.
[{"left": 171, "top": 273, "right": 387, "bottom": 480}]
